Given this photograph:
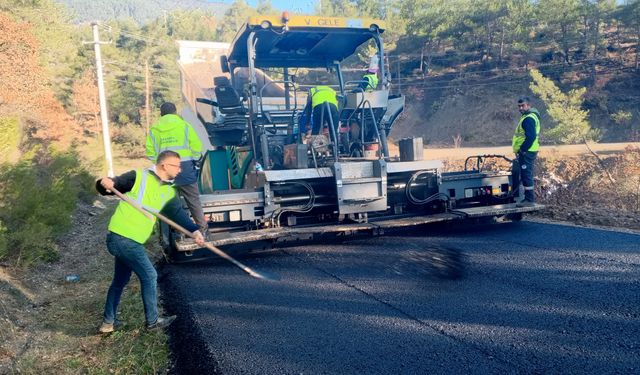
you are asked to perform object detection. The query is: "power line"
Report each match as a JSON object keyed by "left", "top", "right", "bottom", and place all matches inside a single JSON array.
[
  {"left": 399, "top": 76, "right": 530, "bottom": 91},
  {"left": 104, "top": 74, "right": 177, "bottom": 88},
  {"left": 104, "top": 77, "right": 177, "bottom": 93},
  {"left": 389, "top": 59, "right": 637, "bottom": 86},
  {"left": 393, "top": 64, "right": 637, "bottom": 90},
  {"left": 104, "top": 60, "right": 180, "bottom": 76},
  {"left": 99, "top": 23, "right": 167, "bottom": 46},
  {"left": 389, "top": 57, "right": 626, "bottom": 83},
  {"left": 104, "top": 67, "right": 179, "bottom": 83},
  {"left": 386, "top": 32, "right": 639, "bottom": 60}
]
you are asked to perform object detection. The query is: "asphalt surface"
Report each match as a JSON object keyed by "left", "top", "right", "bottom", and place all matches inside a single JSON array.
[{"left": 162, "top": 221, "right": 640, "bottom": 374}]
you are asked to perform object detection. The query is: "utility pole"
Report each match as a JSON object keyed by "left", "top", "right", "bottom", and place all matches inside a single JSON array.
[
  {"left": 145, "top": 59, "right": 150, "bottom": 134},
  {"left": 89, "top": 22, "right": 114, "bottom": 177}
]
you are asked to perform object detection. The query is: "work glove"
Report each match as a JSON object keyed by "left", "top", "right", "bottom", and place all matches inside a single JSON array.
[
  {"left": 192, "top": 230, "right": 205, "bottom": 247},
  {"left": 100, "top": 177, "right": 115, "bottom": 193}
]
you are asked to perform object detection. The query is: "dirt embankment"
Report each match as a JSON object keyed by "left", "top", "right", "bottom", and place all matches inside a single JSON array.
[
  {"left": 392, "top": 82, "right": 528, "bottom": 147},
  {"left": 534, "top": 146, "right": 640, "bottom": 230},
  {"left": 390, "top": 72, "right": 640, "bottom": 147}
]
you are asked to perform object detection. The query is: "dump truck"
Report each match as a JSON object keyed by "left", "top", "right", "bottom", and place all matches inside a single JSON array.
[{"left": 164, "top": 14, "right": 543, "bottom": 262}]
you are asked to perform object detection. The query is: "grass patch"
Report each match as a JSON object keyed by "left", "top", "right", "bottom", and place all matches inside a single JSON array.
[
  {"left": 7, "top": 203, "right": 173, "bottom": 374},
  {"left": 13, "top": 278, "right": 171, "bottom": 375}
]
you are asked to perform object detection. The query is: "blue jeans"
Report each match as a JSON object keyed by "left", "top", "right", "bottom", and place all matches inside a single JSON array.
[
  {"left": 511, "top": 151, "right": 537, "bottom": 202},
  {"left": 103, "top": 232, "right": 158, "bottom": 325}
]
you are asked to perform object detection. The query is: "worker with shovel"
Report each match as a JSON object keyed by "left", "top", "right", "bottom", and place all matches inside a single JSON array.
[{"left": 96, "top": 150, "right": 205, "bottom": 334}]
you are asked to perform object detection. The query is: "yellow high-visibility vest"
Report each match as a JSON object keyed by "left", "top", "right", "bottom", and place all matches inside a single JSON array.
[
  {"left": 362, "top": 73, "right": 379, "bottom": 91},
  {"left": 310, "top": 86, "right": 338, "bottom": 108},
  {"left": 146, "top": 114, "right": 203, "bottom": 162},
  {"left": 108, "top": 169, "right": 175, "bottom": 244},
  {"left": 512, "top": 113, "right": 540, "bottom": 153}
]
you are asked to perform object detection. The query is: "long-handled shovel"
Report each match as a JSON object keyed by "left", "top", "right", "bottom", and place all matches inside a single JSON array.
[{"left": 111, "top": 187, "right": 280, "bottom": 281}]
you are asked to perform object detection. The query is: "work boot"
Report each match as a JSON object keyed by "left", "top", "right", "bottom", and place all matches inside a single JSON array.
[
  {"left": 146, "top": 315, "right": 176, "bottom": 331},
  {"left": 516, "top": 200, "right": 536, "bottom": 207},
  {"left": 98, "top": 319, "right": 123, "bottom": 334}
]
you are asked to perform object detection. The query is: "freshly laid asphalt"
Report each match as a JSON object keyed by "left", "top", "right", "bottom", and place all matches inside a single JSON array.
[{"left": 162, "top": 221, "right": 640, "bottom": 374}]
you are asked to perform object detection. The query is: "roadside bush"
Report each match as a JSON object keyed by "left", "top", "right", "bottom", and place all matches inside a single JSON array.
[
  {"left": 0, "top": 150, "right": 94, "bottom": 267},
  {"left": 112, "top": 123, "right": 147, "bottom": 158},
  {"left": 0, "top": 221, "right": 7, "bottom": 261},
  {"left": 610, "top": 110, "right": 632, "bottom": 125},
  {"left": 0, "top": 116, "right": 21, "bottom": 164}
]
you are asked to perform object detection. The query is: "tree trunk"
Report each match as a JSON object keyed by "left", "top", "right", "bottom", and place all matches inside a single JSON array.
[
  {"left": 420, "top": 46, "right": 425, "bottom": 78},
  {"left": 486, "top": 21, "right": 493, "bottom": 66},
  {"left": 499, "top": 27, "right": 505, "bottom": 65},
  {"left": 562, "top": 24, "right": 570, "bottom": 64},
  {"left": 582, "top": 16, "right": 589, "bottom": 56},
  {"left": 636, "top": 26, "right": 640, "bottom": 70},
  {"left": 592, "top": 18, "right": 600, "bottom": 87}
]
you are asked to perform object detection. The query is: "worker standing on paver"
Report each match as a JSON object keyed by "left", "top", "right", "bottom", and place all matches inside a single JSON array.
[
  {"left": 303, "top": 86, "right": 340, "bottom": 137},
  {"left": 360, "top": 54, "right": 380, "bottom": 92},
  {"left": 146, "top": 102, "right": 208, "bottom": 237},
  {"left": 512, "top": 96, "right": 541, "bottom": 207},
  {"left": 360, "top": 68, "right": 379, "bottom": 92},
  {"left": 97, "top": 150, "right": 205, "bottom": 333}
]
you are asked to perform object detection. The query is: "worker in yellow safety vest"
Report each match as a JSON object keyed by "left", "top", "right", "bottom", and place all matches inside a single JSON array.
[
  {"left": 303, "top": 85, "right": 340, "bottom": 137},
  {"left": 360, "top": 67, "right": 379, "bottom": 92},
  {"left": 96, "top": 150, "right": 205, "bottom": 334},
  {"left": 146, "top": 103, "right": 208, "bottom": 236},
  {"left": 512, "top": 96, "right": 541, "bottom": 207}
]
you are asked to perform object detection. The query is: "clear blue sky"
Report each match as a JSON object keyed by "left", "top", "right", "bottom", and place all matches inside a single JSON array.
[
  {"left": 244, "top": 1, "right": 317, "bottom": 15},
  {"left": 211, "top": 1, "right": 316, "bottom": 15}
]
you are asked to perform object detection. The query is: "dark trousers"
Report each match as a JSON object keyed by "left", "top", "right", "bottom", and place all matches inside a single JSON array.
[
  {"left": 511, "top": 151, "right": 537, "bottom": 202},
  {"left": 176, "top": 182, "right": 207, "bottom": 231},
  {"left": 311, "top": 103, "right": 339, "bottom": 135},
  {"left": 103, "top": 232, "right": 158, "bottom": 325}
]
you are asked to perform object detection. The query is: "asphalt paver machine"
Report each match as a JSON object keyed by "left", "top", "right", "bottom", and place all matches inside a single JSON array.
[{"left": 166, "top": 14, "right": 543, "bottom": 262}]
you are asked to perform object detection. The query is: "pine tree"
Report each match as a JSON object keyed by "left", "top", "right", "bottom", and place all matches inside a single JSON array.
[{"left": 528, "top": 68, "right": 599, "bottom": 143}]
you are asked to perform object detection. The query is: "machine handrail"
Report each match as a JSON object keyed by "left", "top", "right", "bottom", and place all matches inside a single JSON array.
[
  {"left": 360, "top": 100, "right": 386, "bottom": 158},
  {"left": 259, "top": 80, "right": 298, "bottom": 119},
  {"left": 317, "top": 101, "right": 339, "bottom": 159},
  {"left": 340, "top": 88, "right": 387, "bottom": 159},
  {"left": 464, "top": 154, "right": 513, "bottom": 172},
  {"left": 344, "top": 80, "right": 369, "bottom": 94}
]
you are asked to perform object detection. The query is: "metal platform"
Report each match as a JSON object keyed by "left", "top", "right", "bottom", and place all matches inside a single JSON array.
[
  {"left": 175, "top": 204, "right": 544, "bottom": 251},
  {"left": 452, "top": 203, "right": 544, "bottom": 217}
]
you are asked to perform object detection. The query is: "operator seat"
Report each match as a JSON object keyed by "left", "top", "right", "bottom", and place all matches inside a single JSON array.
[
  {"left": 205, "top": 76, "right": 247, "bottom": 146},
  {"left": 213, "top": 76, "right": 245, "bottom": 115}
]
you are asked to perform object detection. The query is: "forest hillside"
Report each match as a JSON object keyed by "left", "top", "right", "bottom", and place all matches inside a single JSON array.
[
  {"left": 47, "top": 0, "right": 640, "bottom": 147},
  {"left": 2, "top": 0, "right": 640, "bottom": 152}
]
